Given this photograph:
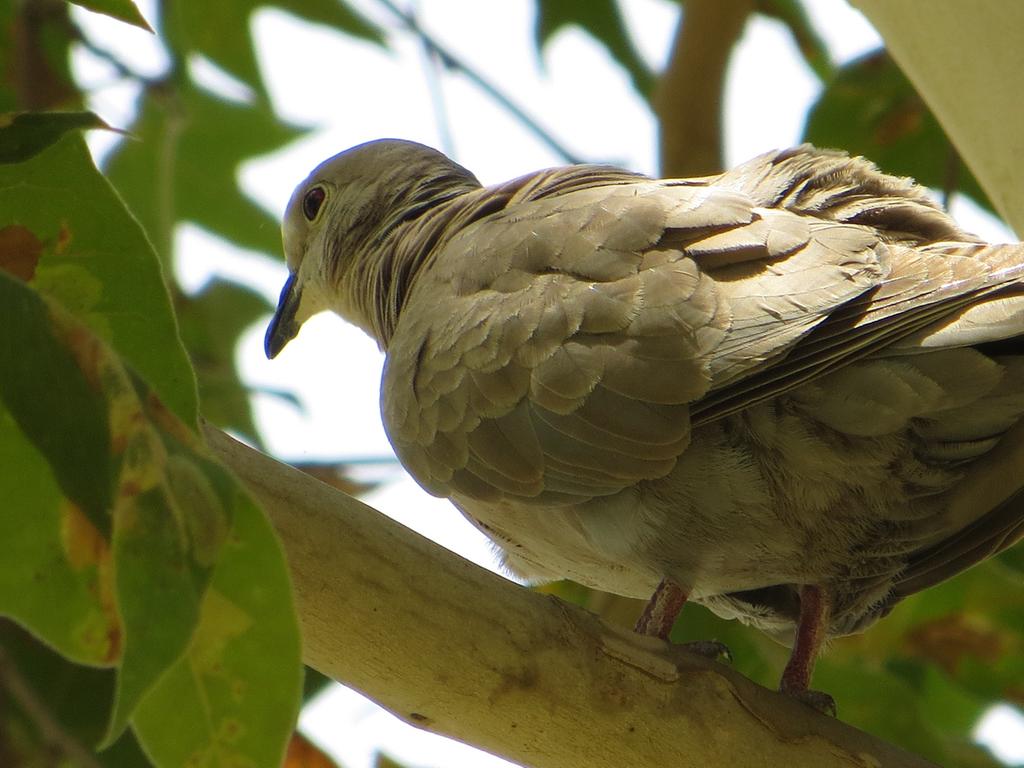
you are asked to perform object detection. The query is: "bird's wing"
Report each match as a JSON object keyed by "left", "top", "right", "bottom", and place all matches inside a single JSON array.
[
  {"left": 894, "top": 481, "right": 1024, "bottom": 601},
  {"left": 692, "top": 240, "right": 1024, "bottom": 425},
  {"left": 384, "top": 152, "right": 1024, "bottom": 507},
  {"left": 709, "top": 146, "right": 1024, "bottom": 596},
  {"left": 382, "top": 171, "right": 888, "bottom": 503},
  {"left": 691, "top": 145, "right": 1024, "bottom": 422}
]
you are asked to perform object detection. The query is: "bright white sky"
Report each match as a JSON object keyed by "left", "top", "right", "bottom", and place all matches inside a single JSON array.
[{"left": 72, "top": 1, "right": 1023, "bottom": 766}]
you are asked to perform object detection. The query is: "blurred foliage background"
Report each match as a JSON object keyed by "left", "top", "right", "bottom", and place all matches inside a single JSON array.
[{"left": 1, "top": 1, "right": 1022, "bottom": 767}]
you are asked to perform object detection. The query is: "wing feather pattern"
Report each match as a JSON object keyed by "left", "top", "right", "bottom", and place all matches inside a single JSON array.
[{"left": 385, "top": 161, "right": 894, "bottom": 502}]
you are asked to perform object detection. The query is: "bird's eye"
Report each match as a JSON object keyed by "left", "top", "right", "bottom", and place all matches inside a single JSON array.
[{"left": 302, "top": 186, "right": 326, "bottom": 221}]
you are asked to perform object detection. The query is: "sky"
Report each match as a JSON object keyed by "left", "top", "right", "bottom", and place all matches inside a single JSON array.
[{"left": 70, "top": 1, "right": 1024, "bottom": 766}]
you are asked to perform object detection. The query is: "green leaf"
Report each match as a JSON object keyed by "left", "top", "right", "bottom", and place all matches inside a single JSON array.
[
  {"left": 177, "top": 278, "right": 274, "bottom": 445},
  {"left": 0, "top": 620, "right": 117, "bottom": 748},
  {"left": 0, "top": 401, "right": 119, "bottom": 667},
  {"left": 104, "top": 84, "right": 304, "bottom": 263},
  {"left": 0, "top": 269, "right": 113, "bottom": 532},
  {"left": 0, "top": 111, "right": 114, "bottom": 163},
  {"left": 803, "top": 49, "right": 995, "bottom": 215},
  {"left": 275, "top": 0, "right": 383, "bottom": 44},
  {"left": 67, "top": 0, "right": 153, "bottom": 32},
  {"left": 0, "top": 272, "right": 221, "bottom": 745},
  {"left": 0, "top": 271, "right": 299, "bottom": 758},
  {"left": 105, "top": 374, "right": 257, "bottom": 744},
  {"left": 812, "top": 657, "right": 1000, "bottom": 766},
  {"left": 898, "top": 563, "right": 1024, "bottom": 705},
  {"left": 0, "top": 620, "right": 160, "bottom": 766},
  {"left": 375, "top": 753, "right": 413, "bottom": 768},
  {"left": 534, "top": 0, "right": 654, "bottom": 99},
  {"left": 132, "top": 490, "right": 302, "bottom": 768},
  {"left": 0, "top": 131, "right": 197, "bottom": 425},
  {"left": 755, "top": 0, "right": 834, "bottom": 82},
  {"left": 164, "top": 0, "right": 382, "bottom": 95},
  {"left": 816, "top": 558, "right": 1023, "bottom": 760},
  {"left": 302, "top": 666, "right": 334, "bottom": 704},
  {"left": 105, "top": 480, "right": 218, "bottom": 745}
]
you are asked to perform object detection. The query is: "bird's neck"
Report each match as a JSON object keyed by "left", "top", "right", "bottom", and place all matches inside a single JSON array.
[
  {"left": 359, "top": 164, "right": 648, "bottom": 348},
  {"left": 363, "top": 179, "right": 520, "bottom": 347}
]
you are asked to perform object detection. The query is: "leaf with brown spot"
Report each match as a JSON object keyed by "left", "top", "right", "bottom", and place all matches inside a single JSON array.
[
  {"left": 0, "top": 413, "right": 115, "bottom": 668},
  {"left": 0, "top": 225, "right": 42, "bottom": 281},
  {"left": 0, "top": 273, "right": 293, "bottom": 753},
  {"left": 131, "top": 488, "right": 301, "bottom": 768},
  {"left": 61, "top": 502, "right": 108, "bottom": 571},
  {"left": 0, "top": 129, "right": 197, "bottom": 423},
  {"left": 59, "top": 502, "right": 121, "bottom": 663}
]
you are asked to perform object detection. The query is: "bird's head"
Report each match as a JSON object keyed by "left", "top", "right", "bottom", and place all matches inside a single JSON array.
[{"left": 265, "top": 138, "right": 480, "bottom": 358}]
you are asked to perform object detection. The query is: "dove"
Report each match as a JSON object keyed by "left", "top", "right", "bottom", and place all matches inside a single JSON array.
[{"left": 266, "top": 138, "right": 1024, "bottom": 710}]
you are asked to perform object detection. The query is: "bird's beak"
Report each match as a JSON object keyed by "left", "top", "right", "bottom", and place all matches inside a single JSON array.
[{"left": 265, "top": 273, "right": 302, "bottom": 359}]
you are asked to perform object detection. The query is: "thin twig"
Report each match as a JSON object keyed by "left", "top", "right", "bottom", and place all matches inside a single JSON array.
[
  {"left": 374, "top": 0, "right": 585, "bottom": 164},
  {"left": 410, "top": 2, "right": 455, "bottom": 157},
  {"left": 423, "top": 46, "right": 456, "bottom": 157},
  {"left": 0, "top": 646, "right": 105, "bottom": 768},
  {"left": 70, "top": 23, "right": 163, "bottom": 89}
]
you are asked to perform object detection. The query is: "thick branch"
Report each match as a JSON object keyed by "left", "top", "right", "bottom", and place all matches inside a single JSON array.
[
  {"left": 12, "top": 0, "right": 79, "bottom": 110},
  {"left": 655, "top": 0, "right": 754, "bottom": 177},
  {"left": 204, "top": 425, "right": 934, "bottom": 768}
]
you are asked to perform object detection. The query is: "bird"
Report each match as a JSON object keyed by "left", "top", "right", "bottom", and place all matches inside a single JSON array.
[{"left": 266, "top": 138, "right": 1024, "bottom": 711}]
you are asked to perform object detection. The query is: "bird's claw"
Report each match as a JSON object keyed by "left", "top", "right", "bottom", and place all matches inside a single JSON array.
[
  {"left": 682, "top": 639, "right": 732, "bottom": 663},
  {"left": 783, "top": 687, "right": 837, "bottom": 717}
]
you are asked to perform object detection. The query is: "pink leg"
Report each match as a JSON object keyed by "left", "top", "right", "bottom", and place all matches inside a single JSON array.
[
  {"left": 780, "top": 584, "right": 836, "bottom": 714},
  {"left": 635, "top": 577, "right": 689, "bottom": 640},
  {"left": 635, "top": 578, "right": 731, "bottom": 660}
]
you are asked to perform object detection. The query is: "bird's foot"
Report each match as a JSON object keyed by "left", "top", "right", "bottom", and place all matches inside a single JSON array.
[
  {"left": 777, "top": 584, "right": 835, "bottom": 715},
  {"left": 681, "top": 639, "right": 732, "bottom": 663},
  {"left": 780, "top": 685, "right": 837, "bottom": 717}
]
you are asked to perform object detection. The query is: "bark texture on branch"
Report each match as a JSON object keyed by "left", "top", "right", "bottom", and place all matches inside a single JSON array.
[
  {"left": 204, "top": 425, "right": 935, "bottom": 768},
  {"left": 655, "top": 0, "right": 754, "bottom": 177}
]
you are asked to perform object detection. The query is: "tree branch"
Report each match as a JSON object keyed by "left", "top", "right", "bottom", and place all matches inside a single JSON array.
[
  {"left": 655, "top": 0, "right": 754, "bottom": 177},
  {"left": 374, "top": 0, "right": 584, "bottom": 164},
  {"left": 12, "top": 0, "right": 79, "bottom": 110},
  {"left": 203, "top": 424, "right": 937, "bottom": 768},
  {"left": 851, "top": 0, "right": 1024, "bottom": 236}
]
